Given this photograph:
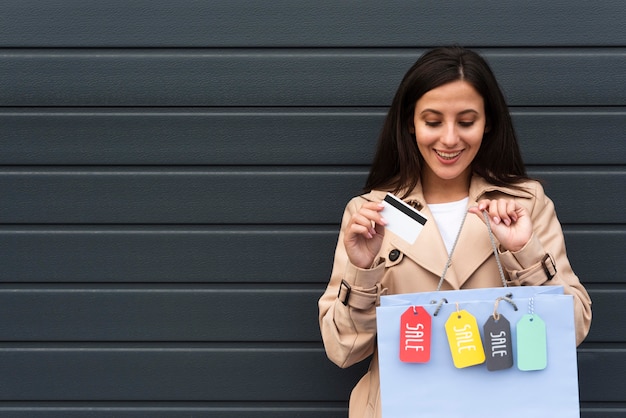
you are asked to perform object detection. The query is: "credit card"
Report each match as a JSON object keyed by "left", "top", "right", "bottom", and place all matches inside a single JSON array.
[{"left": 381, "top": 193, "right": 428, "bottom": 244}]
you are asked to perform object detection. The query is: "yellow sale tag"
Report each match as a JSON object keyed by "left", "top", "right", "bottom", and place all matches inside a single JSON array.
[{"left": 445, "top": 309, "right": 485, "bottom": 368}]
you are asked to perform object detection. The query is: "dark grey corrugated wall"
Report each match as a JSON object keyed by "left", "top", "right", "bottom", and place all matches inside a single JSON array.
[{"left": 0, "top": 1, "right": 624, "bottom": 416}]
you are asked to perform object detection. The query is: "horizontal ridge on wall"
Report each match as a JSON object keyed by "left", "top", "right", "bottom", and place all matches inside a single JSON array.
[
  {"left": 0, "top": 347, "right": 618, "bottom": 402},
  {"left": 0, "top": 49, "right": 624, "bottom": 107},
  {"left": 0, "top": 226, "right": 623, "bottom": 284},
  {"left": 1, "top": 108, "right": 624, "bottom": 166},
  {"left": 1, "top": 0, "right": 625, "bottom": 47},
  {"left": 0, "top": 289, "right": 618, "bottom": 342},
  {"left": 0, "top": 168, "right": 623, "bottom": 224},
  {"left": 0, "top": 403, "right": 621, "bottom": 418}
]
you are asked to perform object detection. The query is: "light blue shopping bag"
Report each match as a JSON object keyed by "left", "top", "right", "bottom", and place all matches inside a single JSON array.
[{"left": 376, "top": 285, "right": 580, "bottom": 417}]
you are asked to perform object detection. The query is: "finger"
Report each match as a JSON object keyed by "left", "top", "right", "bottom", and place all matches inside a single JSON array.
[
  {"left": 469, "top": 201, "right": 493, "bottom": 224},
  {"left": 468, "top": 203, "right": 484, "bottom": 215},
  {"left": 351, "top": 213, "right": 376, "bottom": 233},
  {"left": 506, "top": 199, "right": 518, "bottom": 223},
  {"left": 373, "top": 220, "right": 386, "bottom": 236},
  {"left": 346, "top": 218, "right": 377, "bottom": 241},
  {"left": 357, "top": 204, "right": 387, "bottom": 226},
  {"left": 497, "top": 199, "right": 512, "bottom": 226},
  {"left": 361, "top": 208, "right": 387, "bottom": 226},
  {"left": 500, "top": 199, "right": 520, "bottom": 226},
  {"left": 350, "top": 223, "right": 375, "bottom": 239},
  {"left": 361, "top": 201, "right": 385, "bottom": 213},
  {"left": 359, "top": 201, "right": 385, "bottom": 213},
  {"left": 483, "top": 200, "right": 501, "bottom": 225},
  {"left": 474, "top": 199, "right": 490, "bottom": 212},
  {"left": 354, "top": 207, "right": 388, "bottom": 235}
]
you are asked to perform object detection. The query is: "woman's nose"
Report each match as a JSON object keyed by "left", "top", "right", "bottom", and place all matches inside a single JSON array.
[{"left": 440, "top": 123, "right": 459, "bottom": 147}]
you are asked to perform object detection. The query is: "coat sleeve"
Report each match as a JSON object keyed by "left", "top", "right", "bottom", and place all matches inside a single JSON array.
[
  {"left": 498, "top": 181, "right": 592, "bottom": 345},
  {"left": 318, "top": 197, "right": 386, "bottom": 368}
]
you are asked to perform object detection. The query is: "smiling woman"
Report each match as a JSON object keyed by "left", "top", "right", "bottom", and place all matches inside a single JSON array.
[
  {"left": 318, "top": 46, "right": 592, "bottom": 418},
  {"left": 364, "top": 47, "right": 528, "bottom": 200},
  {"left": 412, "top": 80, "right": 486, "bottom": 203}
]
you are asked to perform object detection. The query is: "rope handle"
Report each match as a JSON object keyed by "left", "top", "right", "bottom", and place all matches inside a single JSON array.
[{"left": 435, "top": 208, "right": 507, "bottom": 291}]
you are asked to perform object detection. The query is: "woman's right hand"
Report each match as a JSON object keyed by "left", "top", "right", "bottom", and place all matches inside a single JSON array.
[{"left": 343, "top": 201, "right": 387, "bottom": 269}]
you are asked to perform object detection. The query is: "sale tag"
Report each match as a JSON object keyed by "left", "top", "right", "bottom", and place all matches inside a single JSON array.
[
  {"left": 399, "top": 306, "right": 431, "bottom": 363},
  {"left": 445, "top": 309, "right": 485, "bottom": 368},
  {"left": 483, "top": 314, "right": 514, "bottom": 371},
  {"left": 516, "top": 314, "right": 547, "bottom": 371}
]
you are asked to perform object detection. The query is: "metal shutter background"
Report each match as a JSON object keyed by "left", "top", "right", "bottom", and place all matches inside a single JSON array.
[{"left": 0, "top": 1, "right": 624, "bottom": 416}]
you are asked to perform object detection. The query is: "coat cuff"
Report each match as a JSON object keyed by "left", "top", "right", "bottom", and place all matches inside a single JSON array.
[
  {"left": 499, "top": 234, "right": 556, "bottom": 286},
  {"left": 337, "top": 261, "right": 386, "bottom": 309}
]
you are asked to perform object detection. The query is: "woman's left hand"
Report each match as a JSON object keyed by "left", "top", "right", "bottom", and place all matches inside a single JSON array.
[{"left": 468, "top": 199, "right": 533, "bottom": 253}]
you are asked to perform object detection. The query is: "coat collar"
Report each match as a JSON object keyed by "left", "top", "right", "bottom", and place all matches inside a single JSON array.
[
  {"left": 361, "top": 174, "right": 533, "bottom": 211},
  {"left": 361, "top": 175, "right": 533, "bottom": 289}
]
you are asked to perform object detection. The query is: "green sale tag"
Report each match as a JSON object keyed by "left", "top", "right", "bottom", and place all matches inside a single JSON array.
[{"left": 516, "top": 314, "right": 547, "bottom": 371}]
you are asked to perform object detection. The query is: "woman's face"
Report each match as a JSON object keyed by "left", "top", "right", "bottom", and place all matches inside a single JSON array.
[{"left": 412, "top": 80, "right": 486, "bottom": 185}]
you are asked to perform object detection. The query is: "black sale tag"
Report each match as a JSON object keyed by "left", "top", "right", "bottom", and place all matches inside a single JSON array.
[{"left": 483, "top": 314, "right": 513, "bottom": 371}]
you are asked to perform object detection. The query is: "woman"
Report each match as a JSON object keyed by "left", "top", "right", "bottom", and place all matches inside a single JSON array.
[{"left": 318, "top": 46, "right": 592, "bottom": 418}]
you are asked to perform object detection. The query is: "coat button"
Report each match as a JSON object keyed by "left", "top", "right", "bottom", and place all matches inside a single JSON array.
[{"left": 389, "top": 249, "right": 401, "bottom": 262}]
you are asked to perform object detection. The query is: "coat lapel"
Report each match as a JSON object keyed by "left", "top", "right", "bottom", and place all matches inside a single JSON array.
[
  {"left": 450, "top": 211, "right": 496, "bottom": 288},
  {"left": 364, "top": 190, "right": 451, "bottom": 284},
  {"left": 365, "top": 176, "right": 533, "bottom": 289},
  {"left": 388, "top": 203, "right": 494, "bottom": 290},
  {"left": 387, "top": 206, "right": 450, "bottom": 283}
]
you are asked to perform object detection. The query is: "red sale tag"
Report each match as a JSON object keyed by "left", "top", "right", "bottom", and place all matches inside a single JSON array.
[{"left": 399, "top": 306, "right": 431, "bottom": 363}]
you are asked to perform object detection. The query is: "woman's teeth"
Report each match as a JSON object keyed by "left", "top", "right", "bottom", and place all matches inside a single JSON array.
[{"left": 436, "top": 150, "right": 462, "bottom": 160}]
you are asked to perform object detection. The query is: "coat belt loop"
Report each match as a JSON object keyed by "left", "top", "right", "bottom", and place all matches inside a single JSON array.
[{"left": 542, "top": 253, "right": 557, "bottom": 280}]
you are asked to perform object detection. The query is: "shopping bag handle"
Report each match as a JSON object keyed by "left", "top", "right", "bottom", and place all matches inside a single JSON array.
[{"left": 436, "top": 209, "right": 507, "bottom": 291}]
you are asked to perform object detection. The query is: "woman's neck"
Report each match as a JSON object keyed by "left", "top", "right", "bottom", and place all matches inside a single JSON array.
[{"left": 421, "top": 170, "right": 471, "bottom": 204}]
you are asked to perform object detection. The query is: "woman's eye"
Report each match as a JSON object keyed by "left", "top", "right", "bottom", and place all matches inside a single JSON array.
[
  {"left": 459, "top": 121, "right": 475, "bottom": 127},
  {"left": 425, "top": 121, "right": 441, "bottom": 127}
]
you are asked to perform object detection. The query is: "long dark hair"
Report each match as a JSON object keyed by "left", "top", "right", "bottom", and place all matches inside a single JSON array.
[{"left": 364, "top": 46, "right": 529, "bottom": 197}]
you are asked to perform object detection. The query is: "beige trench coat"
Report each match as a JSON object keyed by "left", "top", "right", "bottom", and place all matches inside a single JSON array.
[{"left": 318, "top": 175, "right": 592, "bottom": 418}]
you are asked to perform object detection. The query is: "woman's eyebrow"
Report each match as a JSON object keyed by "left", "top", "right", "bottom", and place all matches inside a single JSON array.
[
  {"left": 419, "top": 108, "right": 443, "bottom": 115},
  {"left": 419, "top": 108, "right": 479, "bottom": 116}
]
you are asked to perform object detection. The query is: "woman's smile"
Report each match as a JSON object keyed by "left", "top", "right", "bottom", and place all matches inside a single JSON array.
[
  {"left": 412, "top": 80, "right": 486, "bottom": 189},
  {"left": 434, "top": 149, "right": 464, "bottom": 162}
]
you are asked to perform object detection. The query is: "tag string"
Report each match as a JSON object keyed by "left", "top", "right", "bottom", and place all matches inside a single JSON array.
[
  {"left": 492, "top": 294, "right": 518, "bottom": 320},
  {"left": 436, "top": 208, "right": 507, "bottom": 291}
]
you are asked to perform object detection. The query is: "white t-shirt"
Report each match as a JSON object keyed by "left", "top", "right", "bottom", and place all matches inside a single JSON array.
[{"left": 428, "top": 197, "right": 469, "bottom": 255}]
